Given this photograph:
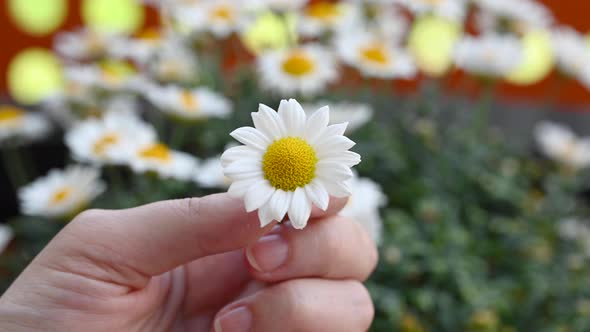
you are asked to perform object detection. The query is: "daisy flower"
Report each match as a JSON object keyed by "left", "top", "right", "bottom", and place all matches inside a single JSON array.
[
  {"left": 124, "top": 141, "right": 199, "bottom": 181},
  {"left": 147, "top": 38, "right": 199, "bottom": 83},
  {"left": 257, "top": 44, "right": 338, "bottom": 97},
  {"left": 65, "top": 61, "right": 137, "bottom": 91},
  {"left": 66, "top": 111, "right": 157, "bottom": 165},
  {"left": 250, "top": 0, "right": 308, "bottom": 11},
  {"left": 55, "top": 28, "right": 122, "bottom": 60},
  {"left": 221, "top": 99, "right": 361, "bottom": 229},
  {"left": 394, "top": 0, "right": 467, "bottom": 22},
  {"left": 0, "top": 105, "right": 51, "bottom": 144},
  {"left": 174, "top": 0, "right": 253, "bottom": 38},
  {"left": 297, "top": 1, "right": 361, "bottom": 38},
  {"left": 475, "top": 0, "right": 553, "bottom": 32},
  {"left": 453, "top": 35, "right": 523, "bottom": 77},
  {"left": 19, "top": 166, "right": 106, "bottom": 219},
  {"left": 340, "top": 174, "right": 387, "bottom": 244},
  {"left": 302, "top": 101, "right": 373, "bottom": 132},
  {"left": 371, "top": 4, "right": 409, "bottom": 42},
  {"left": 145, "top": 85, "right": 232, "bottom": 120},
  {"left": 335, "top": 31, "right": 416, "bottom": 79},
  {"left": 0, "top": 225, "right": 13, "bottom": 255},
  {"left": 534, "top": 121, "right": 590, "bottom": 170},
  {"left": 194, "top": 156, "right": 230, "bottom": 188},
  {"left": 551, "top": 28, "right": 590, "bottom": 89}
]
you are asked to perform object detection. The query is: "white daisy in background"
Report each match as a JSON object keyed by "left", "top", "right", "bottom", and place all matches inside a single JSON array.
[
  {"left": 340, "top": 174, "right": 387, "bottom": 244},
  {"left": 66, "top": 111, "right": 157, "bottom": 165},
  {"left": 250, "top": 0, "right": 308, "bottom": 11},
  {"left": 534, "top": 121, "right": 590, "bottom": 170},
  {"left": 65, "top": 61, "right": 138, "bottom": 91},
  {"left": 297, "top": 1, "right": 361, "bottom": 38},
  {"left": 147, "top": 38, "right": 199, "bottom": 83},
  {"left": 145, "top": 84, "right": 232, "bottom": 120},
  {"left": 258, "top": 44, "right": 338, "bottom": 96},
  {"left": 394, "top": 0, "right": 467, "bottom": 22},
  {"left": 174, "top": 0, "right": 253, "bottom": 38},
  {"left": 0, "top": 106, "right": 51, "bottom": 144},
  {"left": 19, "top": 166, "right": 106, "bottom": 219},
  {"left": 0, "top": 225, "right": 13, "bottom": 255},
  {"left": 194, "top": 157, "right": 230, "bottom": 188},
  {"left": 55, "top": 28, "right": 123, "bottom": 60},
  {"left": 336, "top": 31, "right": 416, "bottom": 79},
  {"left": 221, "top": 99, "right": 361, "bottom": 229},
  {"left": 302, "top": 101, "right": 373, "bottom": 133},
  {"left": 124, "top": 141, "right": 199, "bottom": 181},
  {"left": 474, "top": 0, "right": 553, "bottom": 33},
  {"left": 551, "top": 28, "right": 590, "bottom": 89},
  {"left": 453, "top": 35, "right": 523, "bottom": 77},
  {"left": 559, "top": 218, "right": 590, "bottom": 241},
  {"left": 371, "top": 4, "right": 409, "bottom": 42},
  {"left": 110, "top": 28, "right": 166, "bottom": 64}
]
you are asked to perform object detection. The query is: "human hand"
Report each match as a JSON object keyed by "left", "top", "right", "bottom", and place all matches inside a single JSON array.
[{"left": 0, "top": 193, "right": 377, "bottom": 331}]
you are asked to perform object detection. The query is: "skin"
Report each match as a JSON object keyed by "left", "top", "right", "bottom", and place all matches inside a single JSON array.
[{"left": 0, "top": 193, "right": 378, "bottom": 332}]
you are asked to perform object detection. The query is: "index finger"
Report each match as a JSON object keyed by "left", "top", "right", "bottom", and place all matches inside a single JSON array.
[{"left": 41, "top": 193, "right": 347, "bottom": 288}]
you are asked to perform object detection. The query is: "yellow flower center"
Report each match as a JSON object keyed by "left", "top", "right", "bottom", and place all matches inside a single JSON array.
[
  {"left": 0, "top": 106, "right": 24, "bottom": 124},
  {"left": 181, "top": 91, "right": 199, "bottom": 111},
  {"left": 93, "top": 133, "right": 119, "bottom": 155},
  {"left": 211, "top": 5, "right": 233, "bottom": 21},
  {"left": 306, "top": 2, "right": 341, "bottom": 21},
  {"left": 262, "top": 137, "right": 318, "bottom": 191},
  {"left": 50, "top": 187, "right": 72, "bottom": 205},
  {"left": 137, "top": 27, "right": 162, "bottom": 44},
  {"left": 139, "top": 143, "right": 172, "bottom": 162},
  {"left": 282, "top": 52, "right": 316, "bottom": 77},
  {"left": 361, "top": 45, "right": 390, "bottom": 65}
]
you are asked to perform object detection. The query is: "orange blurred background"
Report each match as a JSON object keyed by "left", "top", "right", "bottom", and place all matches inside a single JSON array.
[{"left": 0, "top": 0, "right": 589, "bottom": 107}]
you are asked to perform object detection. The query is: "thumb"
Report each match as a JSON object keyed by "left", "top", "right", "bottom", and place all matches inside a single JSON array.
[{"left": 37, "top": 193, "right": 347, "bottom": 289}]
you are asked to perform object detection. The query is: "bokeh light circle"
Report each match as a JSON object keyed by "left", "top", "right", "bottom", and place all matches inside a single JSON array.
[
  {"left": 241, "top": 11, "right": 297, "bottom": 54},
  {"left": 507, "top": 30, "right": 554, "bottom": 85},
  {"left": 408, "top": 16, "right": 462, "bottom": 77},
  {"left": 8, "top": 0, "right": 67, "bottom": 36},
  {"left": 7, "top": 48, "right": 63, "bottom": 105},
  {"left": 82, "top": 0, "right": 145, "bottom": 34}
]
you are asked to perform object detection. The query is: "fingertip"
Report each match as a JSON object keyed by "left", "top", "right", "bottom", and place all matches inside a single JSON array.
[{"left": 311, "top": 196, "right": 349, "bottom": 219}]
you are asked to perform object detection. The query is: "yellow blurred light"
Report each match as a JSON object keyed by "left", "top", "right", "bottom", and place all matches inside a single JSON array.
[
  {"left": 8, "top": 0, "right": 67, "bottom": 36},
  {"left": 507, "top": 30, "right": 554, "bottom": 85},
  {"left": 7, "top": 48, "right": 63, "bottom": 105},
  {"left": 82, "top": 0, "right": 145, "bottom": 34},
  {"left": 241, "top": 11, "right": 297, "bottom": 54},
  {"left": 408, "top": 16, "right": 462, "bottom": 77}
]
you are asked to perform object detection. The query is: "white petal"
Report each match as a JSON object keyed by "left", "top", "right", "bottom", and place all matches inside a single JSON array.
[
  {"left": 258, "top": 203, "right": 275, "bottom": 227},
  {"left": 304, "top": 180, "right": 329, "bottom": 211},
  {"left": 279, "top": 99, "right": 306, "bottom": 136},
  {"left": 315, "top": 136, "right": 356, "bottom": 157},
  {"left": 230, "top": 127, "right": 271, "bottom": 150},
  {"left": 223, "top": 159, "right": 262, "bottom": 179},
  {"left": 269, "top": 190, "right": 292, "bottom": 222},
  {"left": 228, "top": 178, "right": 258, "bottom": 198},
  {"left": 244, "top": 180, "right": 275, "bottom": 212},
  {"left": 305, "top": 106, "right": 330, "bottom": 143},
  {"left": 288, "top": 187, "right": 312, "bottom": 229},
  {"left": 320, "top": 178, "right": 352, "bottom": 198},
  {"left": 221, "top": 146, "right": 262, "bottom": 167},
  {"left": 316, "top": 161, "right": 354, "bottom": 181},
  {"left": 259, "top": 104, "right": 285, "bottom": 138},
  {"left": 321, "top": 123, "right": 348, "bottom": 137},
  {"left": 322, "top": 151, "right": 361, "bottom": 167}
]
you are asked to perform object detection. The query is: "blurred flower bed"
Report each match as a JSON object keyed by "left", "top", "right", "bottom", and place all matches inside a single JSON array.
[{"left": 2, "top": 0, "right": 590, "bottom": 331}]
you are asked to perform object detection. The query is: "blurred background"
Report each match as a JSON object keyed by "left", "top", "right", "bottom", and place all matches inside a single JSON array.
[{"left": 1, "top": 1, "right": 590, "bottom": 331}]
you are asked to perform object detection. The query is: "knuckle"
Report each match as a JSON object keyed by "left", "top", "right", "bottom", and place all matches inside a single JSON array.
[
  {"left": 175, "top": 197, "right": 203, "bottom": 222},
  {"left": 270, "top": 282, "right": 310, "bottom": 320}
]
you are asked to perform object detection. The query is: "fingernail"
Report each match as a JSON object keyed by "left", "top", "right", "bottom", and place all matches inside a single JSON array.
[
  {"left": 246, "top": 234, "right": 289, "bottom": 272},
  {"left": 214, "top": 306, "right": 252, "bottom": 332}
]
